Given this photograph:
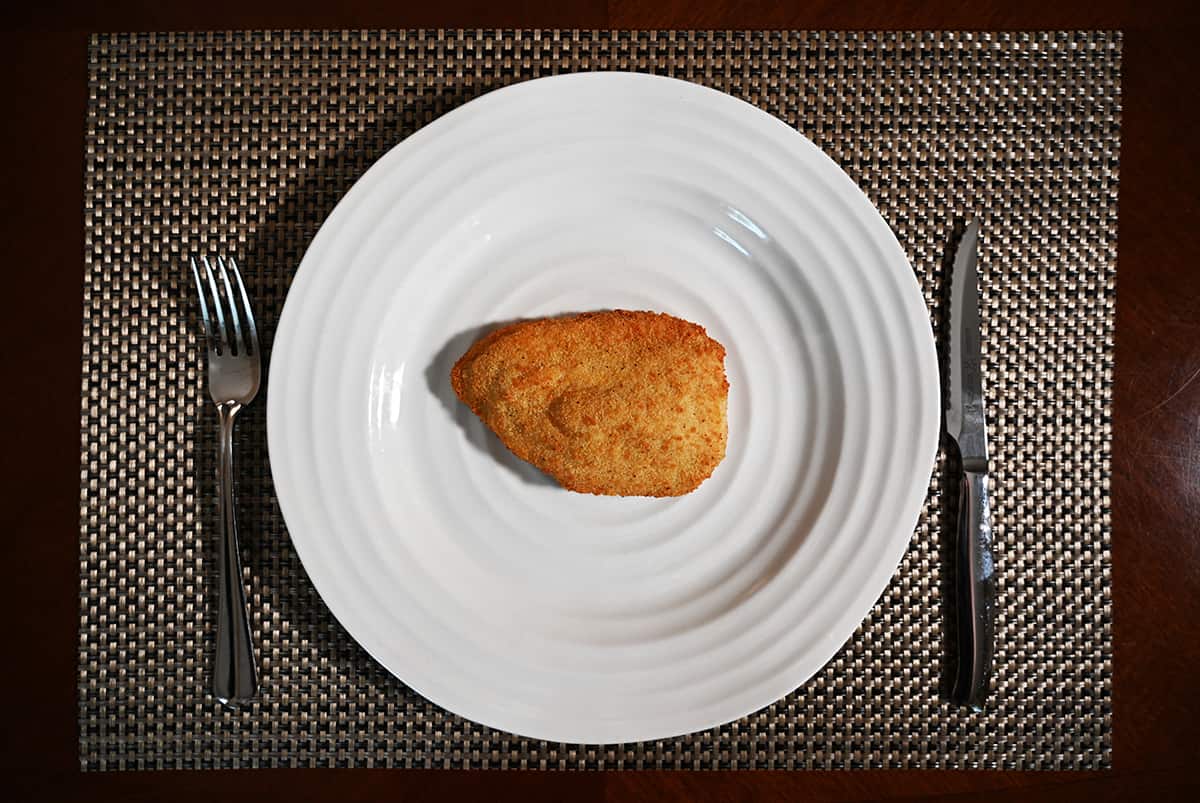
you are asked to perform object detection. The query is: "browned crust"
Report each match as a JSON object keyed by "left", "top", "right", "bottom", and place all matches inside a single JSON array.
[{"left": 451, "top": 310, "right": 729, "bottom": 497}]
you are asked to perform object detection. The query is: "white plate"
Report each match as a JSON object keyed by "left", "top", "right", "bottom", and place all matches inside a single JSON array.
[{"left": 268, "top": 73, "right": 938, "bottom": 744}]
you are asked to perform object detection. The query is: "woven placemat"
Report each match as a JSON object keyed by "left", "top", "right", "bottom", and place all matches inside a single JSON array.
[{"left": 79, "top": 29, "right": 1118, "bottom": 770}]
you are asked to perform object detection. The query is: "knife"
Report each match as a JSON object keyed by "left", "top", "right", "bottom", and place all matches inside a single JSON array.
[{"left": 945, "top": 220, "right": 996, "bottom": 710}]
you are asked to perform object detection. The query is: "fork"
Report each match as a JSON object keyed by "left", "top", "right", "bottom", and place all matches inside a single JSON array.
[{"left": 190, "top": 254, "right": 261, "bottom": 706}]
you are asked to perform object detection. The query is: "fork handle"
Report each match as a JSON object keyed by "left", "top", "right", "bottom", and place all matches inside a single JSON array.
[{"left": 213, "top": 402, "right": 259, "bottom": 706}]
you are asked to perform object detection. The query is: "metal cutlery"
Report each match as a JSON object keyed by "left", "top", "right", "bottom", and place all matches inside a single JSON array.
[
  {"left": 190, "top": 254, "right": 261, "bottom": 706},
  {"left": 945, "top": 220, "right": 996, "bottom": 710}
]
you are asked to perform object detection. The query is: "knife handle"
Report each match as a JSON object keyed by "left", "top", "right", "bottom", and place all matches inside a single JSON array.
[{"left": 952, "top": 467, "right": 995, "bottom": 710}]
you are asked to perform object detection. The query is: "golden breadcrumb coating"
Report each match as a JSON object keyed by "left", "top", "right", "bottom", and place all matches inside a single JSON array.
[{"left": 451, "top": 310, "right": 729, "bottom": 497}]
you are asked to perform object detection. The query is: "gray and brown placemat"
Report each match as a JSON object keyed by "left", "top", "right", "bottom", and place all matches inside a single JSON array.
[{"left": 79, "top": 29, "right": 1118, "bottom": 770}]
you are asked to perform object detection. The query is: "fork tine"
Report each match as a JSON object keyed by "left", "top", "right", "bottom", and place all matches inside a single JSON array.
[
  {"left": 189, "top": 256, "right": 216, "bottom": 352},
  {"left": 201, "top": 255, "right": 230, "bottom": 355},
  {"left": 215, "top": 256, "right": 245, "bottom": 355},
  {"left": 226, "top": 256, "right": 259, "bottom": 356},
  {"left": 223, "top": 255, "right": 258, "bottom": 355}
]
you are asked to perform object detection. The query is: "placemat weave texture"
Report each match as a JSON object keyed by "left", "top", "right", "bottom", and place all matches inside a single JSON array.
[{"left": 80, "top": 29, "right": 1118, "bottom": 770}]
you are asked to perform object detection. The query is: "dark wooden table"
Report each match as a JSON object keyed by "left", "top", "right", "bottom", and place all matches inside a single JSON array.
[{"left": 3, "top": 2, "right": 1197, "bottom": 800}]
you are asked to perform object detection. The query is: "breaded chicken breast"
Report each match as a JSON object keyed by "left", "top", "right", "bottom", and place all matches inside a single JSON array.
[{"left": 451, "top": 310, "right": 728, "bottom": 497}]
